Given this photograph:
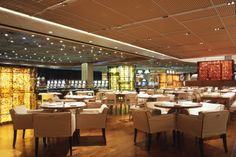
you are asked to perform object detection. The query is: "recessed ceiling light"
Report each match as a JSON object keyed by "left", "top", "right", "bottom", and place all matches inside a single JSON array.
[
  {"left": 4, "top": 33, "right": 8, "bottom": 37},
  {"left": 200, "top": 42, "right": 204, "bottom": 45},
  {"left": 24, "top": 48, "right": 27, "bottom": 50},
  {"left": 12, "top": 50, "right": 15, "bottom": 53},
  {"left": 48, "top": 31, "right": 53, "bottom": 34},
  {"left": 80, "top": 56, "right": 82, "bottom": 58},
  {"left": 10, "top": 40, "right": 14, "bottom": 43},
  {"left": 89, "top": 41, "right": 93, "bottom": 43},
  {"left": 135, "top": 52, "right": 138, "bottom": 54},
  {"left": 185, "top": 32, "right": 191, "bottom": 35},
  {"left": 34, "top": 53, "right": 37, "bottom": 55},
  {"left": 22, "top": 37, "right": 26, "bottom": 40},
  {"left": 114, "top": 47, "right": 118, "bottom": 49},
  {"left": 99, "top": 48, "right": 102, "bottom": 50},
  {"left": 46, "top": 51, "right": 49, "bottom": 53},
  {"left": 31, "top": 34, "right": 35, "bottom": 37},
  {"left": 46, "top": 37, "right": 50, "bottom": 40},
  {"left": 60, "top": 48, "right": 63, "bottom": 51},
  {"left": 64, "top": 53, "right": 67, "bottom": 55},
  {"left": 62, "top": 44, "right": 65, "bottom": 47},
  {"left": 60, "top": 40, "right": 63, "bottom": 43},
  {"left": 50, "top": 42, "right": 54, "bottom": 45},
  {"left": 78, "top": 51, "right": 81, "bottom": 53},
  {"left": 95, "top": 58, "right": 98, "bottom": 60},
  {"left": 114, "top": 51, "right": 117, "bottom": 54},
  {"left": 82, "top": 45, "right": 85, "bottom": 47},
  {"left": 38, "top": 45, "right": 41, "bottom": 47}
]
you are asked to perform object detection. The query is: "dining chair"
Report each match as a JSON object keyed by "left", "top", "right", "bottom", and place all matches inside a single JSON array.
[
  {"left": 132, "top": 109, "right": 175, "bottom": 151},
  {"left": 33, "top": 112, "right": 75, "bottom": 157},
  {"left": 9, "top": 105, "right": 43, "bottom": 148},
  {"left": 177, "top": 110, "right": 229, "bottom": 157},
  {"left": 76, "top": 104, "right": 109, "bottom": 144}
]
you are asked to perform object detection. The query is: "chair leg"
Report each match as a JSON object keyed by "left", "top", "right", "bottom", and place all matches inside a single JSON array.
[
  {"left": 76, "top": 129, "right": 80, "bottom": 144},
  {"left": 43, "top": 137, "right": 47, "bottom": 147},
  {"left": 198, "top": 138, "right": 204, "bottom": 157},
  {"left": 221, "top": 134, "right": 228, "bottom": 153},
  {"left": 102, "top": 128, "right": 106, "bottom": 144},
  {"left": 172, "top": 130, "right": 176, "bottom": 146},
  {"left": 147, "top": 133, "right": 152, "bottom": 151},
  {"left": 22, "top": 129, "right": 25, "bottom": 139},
  {"left": 134, "top": 128, "right": 137, "bottom": 144},
  {"left": 69, "top": 136, "right": 72, "bottom": 156},
  {"left": 35, "top": 137, "right": 39, "bottom": 157},
  {"left": 13, "top": 130, "right": 17, "bottom": 148}
]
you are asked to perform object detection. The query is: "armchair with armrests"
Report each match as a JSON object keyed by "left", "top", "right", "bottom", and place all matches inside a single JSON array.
[
  {"left": 33, "top": 112, "right": 75, "bottom": 157},
  {"left": 9, "top": 105, "right": 43, "bottom": 148},
  {"left": 177, "top": 110, "right": 229, "bottom": 157},
  {"left": 76, "top": 104, "right": 109, "bottom": 144},
  {"left": 132, "top": 109, "right": 175, "bottom": 150}
]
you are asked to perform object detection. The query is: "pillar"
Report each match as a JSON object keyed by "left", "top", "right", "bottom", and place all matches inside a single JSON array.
[{"left": 81, "top": 63, "right": 93, "bottom": 88}]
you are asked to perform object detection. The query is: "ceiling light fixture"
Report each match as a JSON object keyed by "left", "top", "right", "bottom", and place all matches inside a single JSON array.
[
  {"left": 185, "top": 32, "right": 191, "bottom": 35},
  {"left": 22, "top": 37, "right": 26, "bottom": 40},
  {"left": 31, "top": 34, "right": 35, "bottom": 37},
  {"left": 60, "top": 40, "right": 63, "bottom": 43},
  {"left": 46, "top": 37, "right": 50, "bottom": 40},
  {"left": 48, "top": 31, "right": 53, "bottom": 34},
  {"left": 4, "top": 33, "right": 8, "bottom": 37}
]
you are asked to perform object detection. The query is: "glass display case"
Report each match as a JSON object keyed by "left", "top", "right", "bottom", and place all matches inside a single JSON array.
[{"left": 0, "top": 67, "right": 36, "bottom": 123}]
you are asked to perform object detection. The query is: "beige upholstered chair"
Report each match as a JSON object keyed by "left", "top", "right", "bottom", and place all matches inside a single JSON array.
[
  {"left": 86, "top": 101, "right": 102, "bottom": 108},
  {"left": 9, "top": 105, "right": 43, "bottom": 148},
  {"left": 76, "top": 104, "right": 109, "bottom": 144},
  {"left": 132, "top": 109, "right": 175, "bottom": 150},
  {"left": 103, "top": 93, "right": 116, "bottom": 106},
  {"left": 33, "top": 112, "right": 75, "bottom": 157},
  {"left": 125, "top": 93, "right": 137, "bottom": 106},
  {"left": 177, "top": 110, "right": 229, "bottom": 157},
  {"left": 146, "top": 89, "right": 155, "bottom": 95}
]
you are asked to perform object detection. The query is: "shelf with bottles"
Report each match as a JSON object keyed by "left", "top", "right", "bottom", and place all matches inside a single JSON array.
[
  {"left": 93, "top": 80, "right": 109, "bottom": 89},
  {"left": 159, "top": 73, "right": 182, "bottom": 88}
]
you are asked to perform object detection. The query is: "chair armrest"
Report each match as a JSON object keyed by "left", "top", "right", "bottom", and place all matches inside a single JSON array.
[
  {"left": 27, "top": 109, "right": 44, "bottom": 114},
  {"left": 148, "top": 114, "right": 175, "bottom": 133}
]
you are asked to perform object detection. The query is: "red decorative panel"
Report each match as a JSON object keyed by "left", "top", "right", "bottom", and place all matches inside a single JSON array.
[{"left": 198, "top": 60, "right": 234, "bottom": 80}]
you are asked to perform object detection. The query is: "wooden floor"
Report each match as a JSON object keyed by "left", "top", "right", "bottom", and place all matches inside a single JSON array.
[{"left": 0, "top": 114, "right": 236, "bottom": 157}]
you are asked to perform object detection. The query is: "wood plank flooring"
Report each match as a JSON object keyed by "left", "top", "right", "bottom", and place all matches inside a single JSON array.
[{"left": 0, "top": 115, "right": 236, "bottom": 157}]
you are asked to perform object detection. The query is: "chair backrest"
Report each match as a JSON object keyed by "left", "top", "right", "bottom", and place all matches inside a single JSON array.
[
  {"left": 146, "top": 89, "right": 154, "bottom": 95},
  {"left": 86, "top": 102, "right": 102, "bottom": 108},
  {"left": 132, "top": 110, "right": 150, "bottom": 133},
  {"left": 33, "top": 112, "right": 73, "bottom": 137},
  {"left": 201, "top": 110, "right": 229, "bottom": 138},
  {"left": 76, "top": 105, "right": 108, "bottom": 129}
]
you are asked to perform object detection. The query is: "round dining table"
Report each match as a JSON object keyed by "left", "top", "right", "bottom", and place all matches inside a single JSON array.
[
  {"left": 40, "top": 101, "right": 86, "bottom": 111},
  {"left": 154, "top": 101, "right": 202, "bottom": 114}
]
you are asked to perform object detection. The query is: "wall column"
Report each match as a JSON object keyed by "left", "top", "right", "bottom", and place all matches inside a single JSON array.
[{"left": 81, "top": 63, "right": 93, "bottom": 88}]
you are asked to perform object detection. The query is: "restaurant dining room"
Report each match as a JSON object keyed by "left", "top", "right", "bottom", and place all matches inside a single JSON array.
[{"left": 1, "top": 0, "right": 236, "bottom": 157}]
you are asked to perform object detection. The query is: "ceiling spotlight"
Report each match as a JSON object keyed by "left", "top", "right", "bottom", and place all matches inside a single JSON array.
[
  {"left": 48, "top": 31, "right": 53, "bottom": 34},
  {"left": 185, "top": 32, "right": 191, "bottom": 35},
  {"left": 60, "top": 40, "right": 63, "bottom": 43},
  {"left": 46, "top": 37, "right": 50, "bottom": 40},
  {"left": 10, "top": 40, "right": 14, "bottom": 43},
  {"left": 60, "top": 48, "right": 63, "bottom": 51},
  {"left": 4, "top": 33, "right": 8, "bottom": 37},
  {"left": 99, "top": 48, "right": 102, "bottom": 50},
  {"left": 64, "top": 53, "right": 67, "bottom": 55},
  {"left": 31, "top": 34, "right": 35, "bottom": 37},
  {"left": 200, "top": 42, "right": 204, "bottom": 45},
  {"left": 46, "top": 51, "right": 49, "bottom": 53},
  {"left": 24, "top": 48, "right": 27, "bottom": 50},
  {"left": 135, "top": 52, "right": 138, "bottom": 54},
  {"left": 114, "top": 47, "right": 118, "bottom": 49},
  {"left": 38, "top": 45, "right": 41, "bottom": 47},
  {"left": 22, "top": 37, "right": 26, "bottom": 40},
  {"left": 50, "top": 42, "right": 54, "bottom": 45},
  {"left": 82, "top": 45, "right": 85, "bottom": 47},
  {"left": 34, "top": 53, "right": 37, "bottom": 55},
  {"left": 62, "top": 44, "right": 65, "bottom": 47},
  {"left": 78, "top": 51, "right": 81, "bottom": 53},
  {"left": 114, "top": 51, "right": 117, "bottom": 54},
  {"left": 214, "top": 27, "right": 224, "bottom": 31},
  {"left": 96, "top": 58, "right": 98, "bottom": 60},
  {"left": 89, "top": 41, "right": 93, "bottom": 43},
  {"left": 12, "top": 50, "right": 15, "bottom": 53}
]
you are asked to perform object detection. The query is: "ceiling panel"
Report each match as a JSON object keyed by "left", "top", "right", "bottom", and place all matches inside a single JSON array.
[
  {"left": 198, "top": 30, "right": 230, "bottom": 42},
  {"left": 37, "top": 10, "right": 105, "bottom": 32},
  {"left": 222, "top": 16, "right": 236, "bottom": 27},
  {"left": 94, "top": 0, "right": 167, "bottom": 21},
  {"left": 216, "top": 5, "right": 235, "bottom": 17},
  {"left": 164, "top": 32, "right": 202, "bottom": 44},
  {"left": 175, "top": 8, "right": 217, "bottom": 22},
  {"left": 144, "top": 17, "right": 187, "bottom": 34},
  {"left": 55, "top": 0, "right": 132, "bottom": 28},
  {"left": 153, "top": 0, "right": 212, "bottom": 14},
  {"left": 183, "top": 16, "right": 223, "bottom": 34}
]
